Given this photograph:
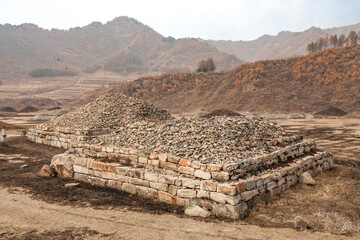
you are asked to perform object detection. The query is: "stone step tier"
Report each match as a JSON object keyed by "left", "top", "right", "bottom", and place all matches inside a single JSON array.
[{"left": 50, "top": 141, "right": 333, "bottom": 219}]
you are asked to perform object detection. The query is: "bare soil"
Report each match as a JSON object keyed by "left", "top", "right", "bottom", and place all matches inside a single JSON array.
[{"left": 0, "top": 116, "right": 359, "bottom": 239}]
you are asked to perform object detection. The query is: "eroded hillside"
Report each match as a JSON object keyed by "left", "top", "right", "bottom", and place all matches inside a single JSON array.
[{"left": 123, "top": 45, "right": 360, "bottom": 113}]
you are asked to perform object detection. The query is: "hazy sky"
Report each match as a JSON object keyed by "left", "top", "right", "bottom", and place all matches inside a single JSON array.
[{"left": 1, "top": 0, "right": 360, "bottom": 41}]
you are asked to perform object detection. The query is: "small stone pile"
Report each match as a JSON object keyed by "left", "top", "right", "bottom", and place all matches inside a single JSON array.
[
  {"left": 92, "top": 116, "right": 287, "bottom": 164},
  {"left": 42, "top": 94, "right": 172, "bottom": 129}
]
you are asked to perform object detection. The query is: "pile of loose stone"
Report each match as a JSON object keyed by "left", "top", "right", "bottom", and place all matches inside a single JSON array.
[
  {"left": 43, "top": 93, "right": 172, "bottom": 129},
  {"left": 91, "top": 115, "right": 287, "bottom": 164},
  {"left": 39, "top": 93, "right": 289, "bottom": 164}
]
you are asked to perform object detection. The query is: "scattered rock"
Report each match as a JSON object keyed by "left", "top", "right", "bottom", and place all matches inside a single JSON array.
[
  {"left": 299, "top": 172, "right": 316, "bottom": 185},
  {"left": 184, "top": 205, "right": 211, "bottom": 218},
  {"left": 38, "top": 164, "right": 55, "bottom": 177},
  {"left": 20, "top": 164, "right": 29, "bottom": 168},
  {"left": 65, "top": 183, "right": 80, "bottom": 188},
  {"left": 293, "top": 216, "right": 309, "bottom": 230}
]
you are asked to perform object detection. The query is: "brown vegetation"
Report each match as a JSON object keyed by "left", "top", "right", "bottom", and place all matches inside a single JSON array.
[{"left": 122, "top": 45, "right": 360, "bottom": 113}]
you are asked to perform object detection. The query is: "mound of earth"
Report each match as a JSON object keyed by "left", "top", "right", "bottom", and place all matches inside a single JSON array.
[
  {"left": 202, "top": 108, "right": 241, "bottom": 118},
  {"left": 1, "top": 106, "right": 17, "bottom": 112},
  {"left": 315, "top": 107, "right": 348, "bottom": 117},
  {"left": 43, "top": 93, "right": 172, "bottom": 129},
  {"left": 47, "top": 106, "right": 62, "bottom": 111},
  {"left": 18, "top": 106, "right": 39, "bottom": 113}
]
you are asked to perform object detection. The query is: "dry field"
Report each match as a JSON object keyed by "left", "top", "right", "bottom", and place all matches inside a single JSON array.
[{"left": 0, "top": 114, "right": 359, "bottom": 239}]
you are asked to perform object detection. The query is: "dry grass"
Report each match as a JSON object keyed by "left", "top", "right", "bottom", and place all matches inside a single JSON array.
[
  {"left": 313, "top": 210, "right": 359, "bottom": 235},
  {"left": 246, "top": 165, "right": 360, "bottom": 236}
]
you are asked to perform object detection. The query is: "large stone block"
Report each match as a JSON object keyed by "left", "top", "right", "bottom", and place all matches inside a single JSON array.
[
  {"left": 136, "top": 186, "right": 158, "bottom": 199},
  {"left": 209, "top": 192, "right": 226, "bottom": 204},
  {"left": 150, "top": 182, "right": 168, "bottom": 191},
  {"left": 182, "top": 178, "right": 201, "bottom": 188},
  {"left": 50, "top": 153, "right": 75, "bottom": 178},
  {"left": 73, "top": 165, "right": 89, "bottom": 175},
  {"left": 212, "top": 202, "right": 248, "bottom": 219},
  {"left": 241, "top": 189, "right": 259, "bottom": 202},
  {"left": 178, "top": 166, "right": 195, "bottom": 175},
  {"left": 158, "top": 191, "right": 185, "bottom": 206},
  {"left": 144, "top": 172, "right": 159, "bottom": 182},
  {"left": 194, "top": 170, "right": 211, "bottom": 180},
  {"left": 217, "top": 183, "right": 237, "bottom": 195},
  {"left": 160, "top": 161, "right": 178, "bottom": 171},
  {"left": 225, "top": 194, "right": 242, "bottom": 205},
  {"left": 211, "top": 172, "right": 229, "bottom": 181},
  {"left": 235, "top": 181, "right": 246, "bottom": 193},
  {"left": 122, "top": 183, "right": 137, "bottom": 194},
  {"left": 177, "top": 189, "right": 197, "bottom": 198},
  {"left": 200, "top": 180, "right": 217, "bottom": 191}
]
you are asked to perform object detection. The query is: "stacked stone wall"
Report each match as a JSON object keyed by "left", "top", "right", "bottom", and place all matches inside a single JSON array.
[{"left": 49, "top": 142, "right": 333, "bottom": 219}]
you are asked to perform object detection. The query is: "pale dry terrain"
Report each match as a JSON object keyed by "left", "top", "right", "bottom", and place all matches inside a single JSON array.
[{"left": 0, "top": 114, "right": 359, "bottom": 239}]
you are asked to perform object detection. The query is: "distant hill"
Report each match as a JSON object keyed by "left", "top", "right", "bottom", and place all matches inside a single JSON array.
[
  {"left": 0, "top": 17, "right": 242, "bottom": 83},
  {"left": 121, "top": 45, "right": 360, "bottom": 114},
  {"left": 203, "top": 23, "right": 360, "bottom": 62}
]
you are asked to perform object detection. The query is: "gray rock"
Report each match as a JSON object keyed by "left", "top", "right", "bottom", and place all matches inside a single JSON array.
[{"left": 184, "top": 205, "right": 211, "bottom": 218}]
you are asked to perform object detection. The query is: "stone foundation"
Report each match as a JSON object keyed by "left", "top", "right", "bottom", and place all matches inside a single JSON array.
[
  {"left": 28, "top": 122, "right": 334, "bottom": 219},
  {"left": 48, "top": 142, "right": 333, "bottom": 219}
]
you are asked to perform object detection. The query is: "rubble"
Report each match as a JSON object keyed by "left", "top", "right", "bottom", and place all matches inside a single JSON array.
[
  {"left": 92, "top": 116, "right": 288, "bottom": 164},
  {"left": 42, "top": 93, "right": 172, "bottom": 129}
]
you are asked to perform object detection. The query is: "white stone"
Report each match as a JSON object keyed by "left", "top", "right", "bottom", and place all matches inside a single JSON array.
[
  {"left": 185, "top": 205, "right": 211, "bottom": 218},
  {"left": 194, "top": 170, "right": 211, "bottom": 180},
  {"left": 299, "top": 172, "right": 316, "bottom": 185}
]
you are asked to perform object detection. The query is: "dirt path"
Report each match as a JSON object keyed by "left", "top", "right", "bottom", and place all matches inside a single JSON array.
[{"left": 1, "top": 186, "right": 354, "bottom": 240}]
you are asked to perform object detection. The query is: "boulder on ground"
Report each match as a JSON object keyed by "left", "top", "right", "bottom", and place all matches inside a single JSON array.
[
  {"left": 38, "top": 164, "right": 55, "bottom": 177},
  {"left": 299, "top": 172, "right": 316, "bottom": 185},
  {"left": 294, "top": 216, "right": 309, "bottom": 230},
  {"left": 50, "top": 153, "right": 75, "bottom": 178},
  {"left": 184, "top": 205, "right": 211, "bottom": 218}
]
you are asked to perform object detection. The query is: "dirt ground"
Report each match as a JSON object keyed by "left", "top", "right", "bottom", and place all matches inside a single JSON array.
[{"left": 0, "top": 115, "right": 359, "bottom": 239}]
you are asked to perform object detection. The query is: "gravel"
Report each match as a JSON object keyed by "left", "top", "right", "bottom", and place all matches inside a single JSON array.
[{"left": 91, "top": 116, "right": 287, "bottom": 164}]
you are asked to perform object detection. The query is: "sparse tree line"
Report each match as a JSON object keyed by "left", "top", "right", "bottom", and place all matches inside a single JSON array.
[
  {"left": 196, "top": 58, "right": 216, "bottom": 72},
  {"left": 307, "top": 30, "right": 359, "bottom": 53}
]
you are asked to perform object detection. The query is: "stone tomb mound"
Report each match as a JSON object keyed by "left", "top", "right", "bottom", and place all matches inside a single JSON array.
[{"left": 28, "top": 93, "right": 333, "bottom": 219}]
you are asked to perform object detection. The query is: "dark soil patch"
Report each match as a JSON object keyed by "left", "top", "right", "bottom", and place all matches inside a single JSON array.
[
  {"left": 202, "top": 108, "right": 241, "bottom": 118},
  {"left": 18, "top": 106, "right": 39, "bottom": 113},
  {"left": 1, "top": 106, "right": 17, "bottom": 112},
  {"left": 0, "top": 137, "right": 183, "bottom": 215},
  {"left": 315, "top": 107, "right": 348, "bottom": 117}
]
